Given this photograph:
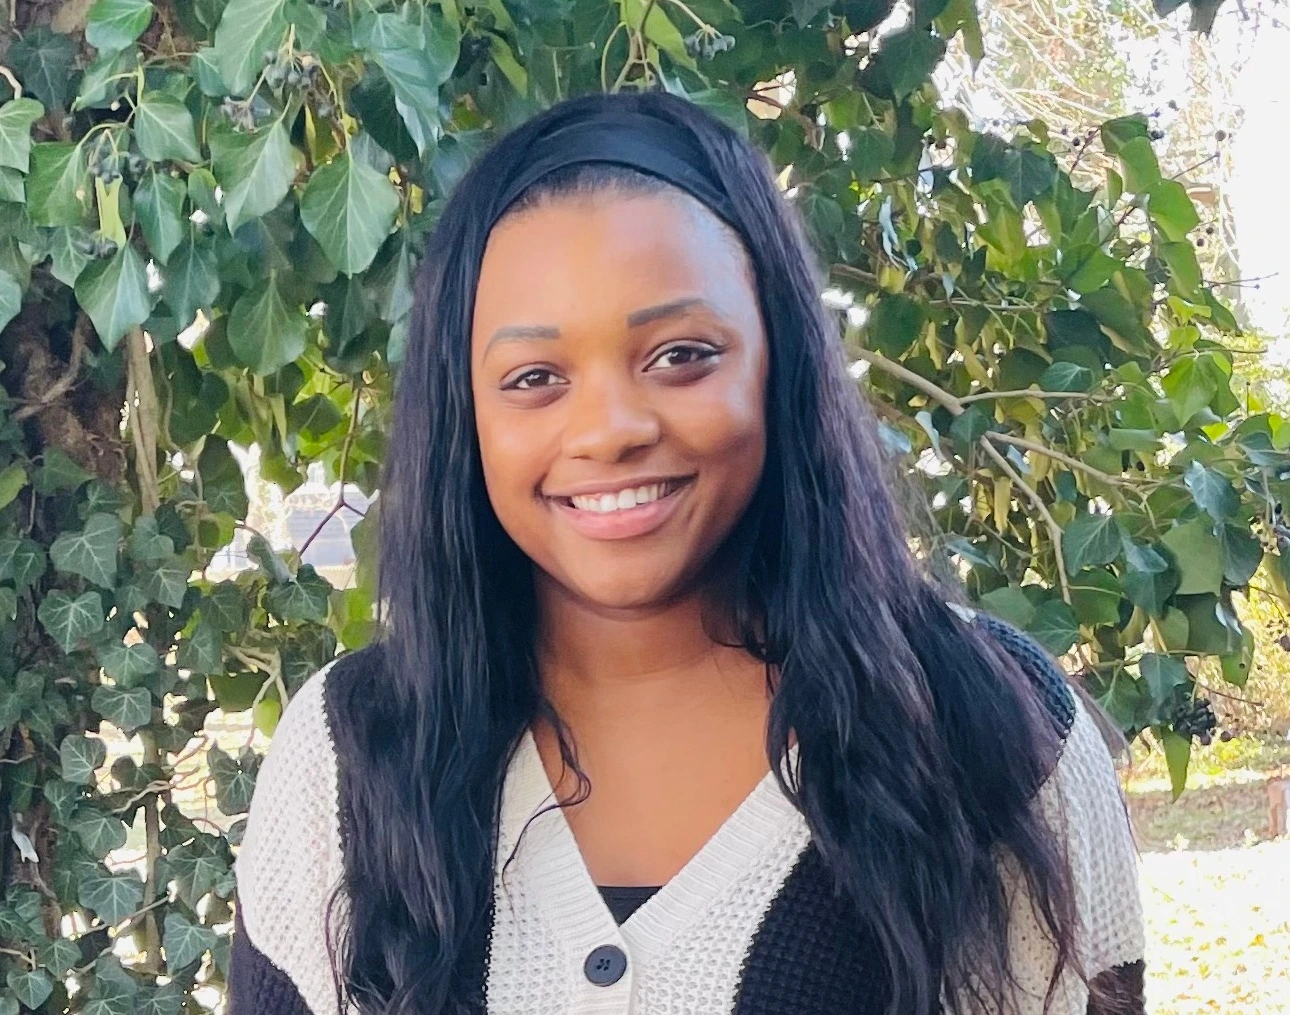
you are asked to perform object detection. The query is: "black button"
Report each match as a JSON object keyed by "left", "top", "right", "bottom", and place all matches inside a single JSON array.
[{"left": 583, "top": 944, "right": 627, "bottom": 986}]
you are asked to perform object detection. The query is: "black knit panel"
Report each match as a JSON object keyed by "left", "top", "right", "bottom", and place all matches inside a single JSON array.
[
  {"left": 1087, "top": 960, "right": 1145, "bottom": 1015},
  {"left": 971, "top": 612, "right": 1077, "bottom": 738},
  {"left": 733, "top": 844, "right": 927, "bottom": 1015},
  {"left": 228, "top": 909, "right": 316, "bottom": 1015}
]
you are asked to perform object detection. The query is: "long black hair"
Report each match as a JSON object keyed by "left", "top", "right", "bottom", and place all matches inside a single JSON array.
[{"left": 328, "top": 90, "right": 1081, "bottom": 1015}]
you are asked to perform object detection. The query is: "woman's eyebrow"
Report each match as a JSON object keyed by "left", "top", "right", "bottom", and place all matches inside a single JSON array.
[
  {"left": 626, "top": 297, "right": 713, "bottom": 327},
  {"left": 487, "top": 323, "right": 561, "bottom": 350}
]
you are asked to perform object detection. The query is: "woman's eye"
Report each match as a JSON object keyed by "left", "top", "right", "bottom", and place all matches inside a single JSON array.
[
  {"left": 506, "top": 368, "right": 563, "bottom": 390},
  {"left": 646, "top": 344, "right": 719, "bottom": 371}
]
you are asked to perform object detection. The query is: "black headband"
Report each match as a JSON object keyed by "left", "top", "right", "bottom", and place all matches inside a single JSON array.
[{"left": 488, "top": 110, "right": 741, "bottom": 232}]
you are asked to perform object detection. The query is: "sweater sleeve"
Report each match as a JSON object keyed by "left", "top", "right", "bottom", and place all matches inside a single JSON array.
[{"left": 230, "top": 660, "right": 347, "bottom": 1015}]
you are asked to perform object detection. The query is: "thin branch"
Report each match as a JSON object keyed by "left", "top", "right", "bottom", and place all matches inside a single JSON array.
[
  {"left": 0, "top": 65, "right": 20, "bottom": 100},
  {"left": 12, "top": 317, "right": 89, "bottom": 423},
  {"left": 980, "top": 437, "right": 1071, "bottom": 603},
  {"left": 852, "top": 348, "right": 965, "bottom": 414},
  {"left": 958, "top": 388, "right": 1104, "bottom": 405},
  {"left": 299, "top": 385, "right": 365, "bottom": 558},
  {"left": 984, "top": 432, "right": 1135, "bottom": 488}
]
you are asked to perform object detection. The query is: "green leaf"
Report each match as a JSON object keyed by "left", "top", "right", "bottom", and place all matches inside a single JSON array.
[
  {"left": 163, "top": 911, "right": 218, "bottom": 973},
  {"left": 212, "top": 0, "right": 289, "bottom": 95},
  {"left": 0, "top": 588, "right": 15, "bottom": 622},
  {"left": 1161, "top": 729, "right": 1190, "bottom": 801},
  {"left": 39, "top": 590, "right": 105, "bottom": 652},
  {"left": 207, "top": 744, "right": 258, "bottom": 814},
  {"left": 1079, "top": 286, "right": 1154, "bottom": 356},
  {"left": 204, "top": 582, "right": 249, "bottom": 632},
  {"left": 846, "top": 128, "right": 894, "bottom": 182},
  {"left": 227, "top": 273, "right": 308, "bottom": 374},
  {"left": 127, "top": 514, "right": 175, "bottom": 564},
  {"left": 0, "top": 537, "right": 47, "bottom": 587},
  {"left": 50, "top": 511, "right": 123, "bottom": 588},
  {"left": 39, "top": 936, "right": 81, "bottom": 977},
  {"left": 356, "top": 11, "right": 457, "bottom": 155},
  {"left": 134, "top": 170, "right": 187, "bottom": 267},
  {"left": 999, "top": 148, "right": 1056, "bottom": 207},
  {"left": 27, "top": 142, "right": 91, "bottom": 226},
  {"left": 266, "top": 564, "right": 332, "bottom": 622},
  {"left": 1159, "top": 240, "right": 1201, "bottom": 296},
  {"left": 135, "top": 94, "right": 202, "bottom": 163},
  {"left": 1038, "top": 361, "right": 1094, "bottom": 392},
  {"left": 1147, "top": 179, "right": 1200, "bottom": 242},
  {"left": 1062, "top": 511, "right": 1122, "bottom": 572},
  {"left": 977, "top": 584, "right": 1035, "bottom": 629},
  {"left": 48, "top": 226, "right": 95, "bottom": 285},
  {"left": 35, "top": 448, "right": 92, "bottom": 494},
  {"left": 1161, "top": 357, "right": 1216, "bottom": 427},
  {"left": 8, "top": 28, "right": 76, "bottom": 111},
  {"left": 92, "top": 684, "right": 153, "bottom": 731},
  {"left": 949, "top": 404, "right": 991, "bottom": 447},
  {"left": 300, "top": 151, "right": 400, "bottom": 275},
  {"left": 167, "top": 840, "right": 227, "bottom": 906},
  {"left": 876, "top": 29, "right": 946, "bottom": 99},
  {"left": 141, "top": 557, "right": 190, "bottom": 610},
  {"left": 1069, "top": 568, "right": 1122, "bottom": 627},
  {"left": 96, "top": 641, "right": 161, "bottom": 686},
  {"left": 177, "top": 619, "right": 224, "bottom": 674},
  {"left": 1099, "top": 114, "right": 1150, "bottom": 156},
  {"left": 71, "top": 805, "right": 129, "bottom": 856},
  {"left": 1160, "top": 519, "right": 1223, "bottom": 595},
  {"left": 79, "top": 868, "right": 144, "bottom": 923},
  {"left": 0, "top": 272, "right": 20, "bottom": 342},
  {"left": 866, "top": 293, "right": 925, "bottom": 357},
  {"left": 74, "top": 48, "right": 138, "bottom": 111},
  {"left": 488, "top": 33, "right": 528, "bottom": 94},
  {"left": 1066, "top": 250, "right": 1118, "bottom": 295},
  {"left": 1183, "top": 460, "right": 1239, "bottom": 522},
  {"left": 0, "top": 98, "right": 45, "bottom": 172},
  {"left": 162, "top": 233, "right": 220, "bottom": 326},
  {"left": 1116, "top": 136, "right": 1159, "bottom": 193},
  {"left": 6, "top": 970, "right": 53, "bottom": 1010},
  {"left": 60, "top": 733, "right": 107, "bottom": 784},
  {"left": 209, "top": 123, "right": 298, "bottom": 234},
  {"left": 75, "top": 244, "right": 152, "bottom": 351},
  {"left": 1026, "top": 599, "right": 1079, "bottom": 655},
  {"left": 86, "top": 0, "right": 154, "bottom": 52},
  {"left": 1140, "top": 653, "right": 1188, "bottom": 714},
  {"left": 1218, "top": 523, "right": 1262, "bottom": 587}
]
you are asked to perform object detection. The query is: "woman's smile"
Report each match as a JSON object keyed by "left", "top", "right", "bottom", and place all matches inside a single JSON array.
[{"left": 545, "top": 476, "right": 694, "bottom": 540}]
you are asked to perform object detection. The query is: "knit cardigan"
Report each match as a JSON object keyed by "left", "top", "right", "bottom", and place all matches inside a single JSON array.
[{"left": 229, "top": 614, "right": 1145, "bottom": 1015}]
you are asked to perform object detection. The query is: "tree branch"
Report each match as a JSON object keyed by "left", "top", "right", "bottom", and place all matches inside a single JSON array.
[
  {"left": 980, "top": 436, "right": 1071, "bottom": 603},
  {"left": 12, "top": 316, "right": 89, "bottom": 423}
]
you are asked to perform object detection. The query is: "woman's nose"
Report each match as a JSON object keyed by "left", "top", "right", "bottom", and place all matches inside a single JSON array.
[{"left": 561, "top": 374, "right": 661, "bottom": 463}]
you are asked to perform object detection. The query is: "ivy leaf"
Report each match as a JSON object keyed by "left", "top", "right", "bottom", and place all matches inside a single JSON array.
[
  {"left": 1161, "top": 357, "right": 1216, "bottom": 427},
  {"left": 999, "top": 148, "right": 1056, "bottom": 207},
  {"left": 1026, "top": 599, "right": 1079, "bottom": 655},
  {"left": 266, "top": 564, "right": 332, "bottom": 623},
  {"left": 1099, "top": 114, "right": 1150, "bottom": 156},
  {"left": 92, "top": 684, "right": 153, "bottom": 732},
  {"left": 27, "top": 141, "right": 91, "bottom": 226},
  {"left": 1069, "top": 568, "right": 1122, "bottom": 627},
  {"left": 0, "top": 270, "right": 21, "bottom": 336},
  {"left": 212, "top": 0, "right": 288, "bottom": 95},
  {"left": 874, "top": 29, "right": 946, "bottom": 99},
  {"left": 0, "top": 98, "right": 45, "bottom": 172},
  {"left": 127, "top": 514, "right": 175, "bottom": 565},
  {"left": 866, "top": 293, "right": 925, "bottom": 357},
  {"left": 1182, "top": 460, "right": 1239, "bottom": 522},
  {"left": 177, "top": 619, "right": 223, "bottom": 674},
  {"left": 39, "top": 936, "right": 81, "bottom": 977},
  {"left": 39, "top": 590, "right": 105, "bottom": 652},
  {"left": 6, "top": 969, "right": 53, "bottom": 1010},
  {"left": 1147, "top": 179, "right": 1200, "bottom": 242},
  {"left": 227, "top": 274, "right": 308, "bottom": 375},
  {"left": 355, "top": 11, "right": 456, "bottom": 154},
  {"left": 1122, "top": 540, "right": 1178, "bottom": 617},
  {"left": 204, "top": 582, "right": 249, "bottom": 633},
  {"left": 209, "top": 122, "right": 298, "bottom": 233},
  {"left": 79, "top": 868, "right": 144, "bottom": 923},
  {"left": 141, "top": 556, "right": 191, "bottom": 609},
  {"left": 300, "top": 151, "right": 400, "bottom": 275},
  {"left": 71, "top": 805, "right": 129, "bottom": 856},
  {"left": 8, "top": 27, "right": 76, "bottom": 111},
  {"left": 1160, "top": 518, "right": 1223, "bottom": 595},
  {"left": 1218, "top": 523, "right": 1263, "bottom": 586},
  {"left": 50, "top": 511, "right": 123, "bottom": 588},
  {"left": 977, "top": 585, "right": 1035, "bottom": 629},
  {"left": 1139, "top": 652, "right": 1189, "bottom": 719},
  {"left": 198, "top": 435, "right": 250, "bottom": 517},
  {"left": 1116, "top": 136, "right": 1159, "bottom": 193},
  {"left": 135, "top": 95, "right": 202, "bottom": 163},
  {"left": 48, "top": 226, "right": 96, "bottom": 285},
  {"left": 134, "top": 171, "right": 186, "bottom": 265},
  {"left": 1062, "top": 512, "right": 1122, "bottom": 572},
  {"left": 207, "top": 744, "right": 259, "bottom": 814},
  {"left": 167, "top": 841, "right": 228, "bottom": 906},
  {"left": 74, "top": 48, "right": 138, "bottom": 111},
  {"left": 86, "top": 0, "right": 154, "bottom": 52},
  {"left": 1161, "top": 729, "right": 1190, "bottom": 801},
  {"left": 163, "top": 911, "right": 218, "bottom": 973},
  {"left": 75, "top": 244, "right": 152, "bottom": 351},
  {"left": 162, "top": 233, "right": 220, "bottom": 326},
  {"left": 60, "top": 733, "right": 107, "bottom": 784},
  {"left": 1038, "top": 361, "right": 1094, "bottom": 392},
  {"left": 96, "top": 641, "right": 161, "bottom": 686}
]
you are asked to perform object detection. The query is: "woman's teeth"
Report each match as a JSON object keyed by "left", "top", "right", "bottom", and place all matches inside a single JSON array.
[{"left": 570, "top": 484, "right": 668, "bottom": 514}]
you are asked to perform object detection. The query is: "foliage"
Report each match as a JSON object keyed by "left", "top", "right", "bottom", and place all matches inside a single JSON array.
[{"left": 0, "top": 0, "right": 1267, "bottom": 1007}]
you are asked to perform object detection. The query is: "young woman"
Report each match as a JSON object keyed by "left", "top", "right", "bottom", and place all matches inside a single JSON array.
[{"left": 230, "top": 91, "right": 1144, "bottom": 1015}]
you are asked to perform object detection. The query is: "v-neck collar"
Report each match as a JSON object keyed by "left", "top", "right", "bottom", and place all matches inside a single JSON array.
[{"left": 496, "top": 729, "right": 808, "bottom": 968}]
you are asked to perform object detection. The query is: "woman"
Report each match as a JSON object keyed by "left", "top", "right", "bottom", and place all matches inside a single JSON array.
[{"left": 230, "top": 91, "right": 1144, "bottom": 1015}]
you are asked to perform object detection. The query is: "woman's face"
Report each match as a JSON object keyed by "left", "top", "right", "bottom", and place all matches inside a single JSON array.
[{"left": 471, "top": 188, "right": 769, "bottom": 612}]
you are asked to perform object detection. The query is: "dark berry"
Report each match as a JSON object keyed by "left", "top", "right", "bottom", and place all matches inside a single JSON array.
[
  {"left": 1215, "top": 129, "right": 1228, "bottom": 141},
  {"left": 1220, "top": 730, "right": 1234, "bottom": 742}
]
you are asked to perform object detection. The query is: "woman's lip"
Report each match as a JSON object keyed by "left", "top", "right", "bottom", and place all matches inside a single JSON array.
[{"left": 549, "top": 482, "right": 688, "bottom": 540}]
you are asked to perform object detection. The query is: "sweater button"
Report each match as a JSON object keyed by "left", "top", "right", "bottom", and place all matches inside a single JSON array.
[{"left": 583, "top": 944, "right": 627, "bottom": 986}]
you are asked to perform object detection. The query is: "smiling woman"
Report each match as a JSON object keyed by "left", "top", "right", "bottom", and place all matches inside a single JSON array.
[{"left": 229, "top": 91, "right": 1144, "bottom": 1015}]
